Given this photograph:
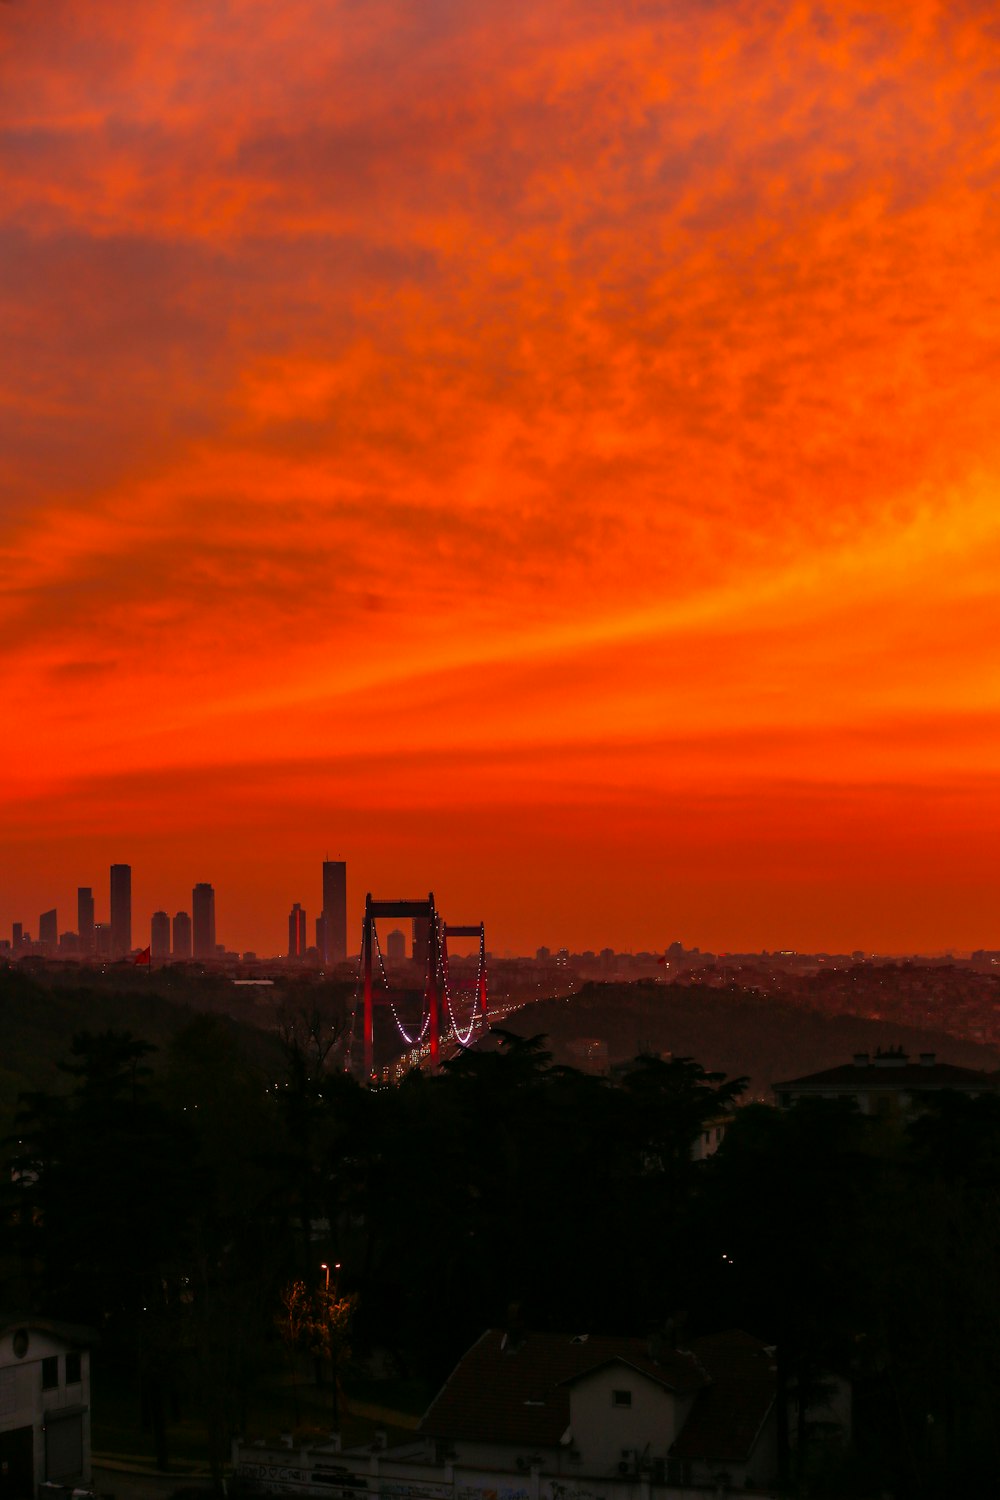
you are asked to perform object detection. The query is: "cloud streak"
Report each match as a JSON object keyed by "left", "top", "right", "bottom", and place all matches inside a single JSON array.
[{"left": 3, "top": 0, "right": 1000, "bottom": 951}]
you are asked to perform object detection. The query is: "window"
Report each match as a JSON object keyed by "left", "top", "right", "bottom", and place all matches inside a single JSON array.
[
  {"left": 612, "top": 1389, "right": 632, "bottom": 1408},
  {"left": 65, "top": 1353, "right": 82, "bottom": 1385},
  {"left": 41, "top": 1356, "right": 59, "bottom": 1390}
]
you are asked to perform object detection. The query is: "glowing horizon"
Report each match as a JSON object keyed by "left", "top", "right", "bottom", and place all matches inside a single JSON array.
[{"left": 4, "top": 0, "right": 1000, "bottom": 956}]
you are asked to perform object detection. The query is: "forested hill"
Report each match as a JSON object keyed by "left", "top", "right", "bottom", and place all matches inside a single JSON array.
[
  {"left": 0, "top": 966, "right": 285, "bottom": 1136},
  {"left": 502, "top": 980, "right": 1000, "bottom": 1098}
]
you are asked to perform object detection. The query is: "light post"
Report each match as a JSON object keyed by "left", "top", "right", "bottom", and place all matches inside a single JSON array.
[{"left": 321, "top": 1262, "right": 330, "bottom": 1293}]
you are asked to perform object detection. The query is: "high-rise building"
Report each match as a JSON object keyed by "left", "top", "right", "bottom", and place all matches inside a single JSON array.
[
  {"left": 192, "top": 884, "right": 216, "bottom": 961},
  {"left": 386, "top": 928, "right": 406, "bottom": 963},
  {"left": 78, "top": 888, "right": 95, "bottom": 955},
  {"left": 151, "top": 911, "right": 171, "bottom": 959},
  {"left": 39, "top": 909, "right": 57, "bottom": 952},
  {"left": 12, "top": 922, "right": 23, "bottom": 954},
  {"left": 173, "top": 910, "right": 192, "bottom": 959},
  {"left": 288, "top": 903, "right": 306, "bottom": 960},
  {"left": 315, "top": 913, "right": 327, "bottom": 955},
  {"left": 95, "top": 922, "right": 111, "bottom": 958},
  {"left": 110, "top": 863, "right": 132, "bottom": 958},
  {"left": 321, "top": 860, "right": 347, "bottom": 964}
]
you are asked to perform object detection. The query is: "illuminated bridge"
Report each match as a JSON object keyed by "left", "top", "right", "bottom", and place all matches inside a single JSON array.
[{"left": 349, "top": 892, "right": 488, "bottom": 1081}]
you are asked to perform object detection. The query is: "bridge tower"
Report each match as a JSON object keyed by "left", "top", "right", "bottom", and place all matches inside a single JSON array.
[{"left": 361, "top": 893, "right": 440, "bottom": 1079}]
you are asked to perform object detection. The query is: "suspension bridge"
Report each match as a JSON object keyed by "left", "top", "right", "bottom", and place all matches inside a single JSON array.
[{"left": 350, "top": 892, "right": 489, "bottom": 1081}]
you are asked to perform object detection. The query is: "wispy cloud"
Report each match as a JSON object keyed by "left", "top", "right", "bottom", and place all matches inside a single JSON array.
[{"left": 3, "top": 0, "right": 999, "bottom": 950}]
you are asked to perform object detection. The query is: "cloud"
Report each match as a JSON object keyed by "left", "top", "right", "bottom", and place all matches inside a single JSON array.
[{"left": 3, "top": 0, "right": 1000, "bottom": 948}]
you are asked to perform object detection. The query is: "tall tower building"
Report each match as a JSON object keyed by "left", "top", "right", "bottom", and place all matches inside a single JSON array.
[
  {"left": 386, "top": 928, "right": 406, "bottom": 963},
  {"left": 78, "top": 888, "right": 95, "bottom": 955},
  {"left": 12, "top": 922, "right": 23, "bottom": 954},
  {"left": 321, "top": 860, "right": 347, "bottom": 964},
  {"left": 110, "top": 863, "right": 132, "bottom": 958},
  {"left": 39, "top": 909, "right": 57, "bottom": 952},
  {"left": 151, "top": 911, "right": 171, "bottom": 960},
  {"left": 192, "top": 884, "right": 216, "bottom": 960},
  {"left": 288, "top": 903, "right": 306, "bottom": 960},
  {"left": 173, "top": 910, "right": 192, "bottom": 960}
]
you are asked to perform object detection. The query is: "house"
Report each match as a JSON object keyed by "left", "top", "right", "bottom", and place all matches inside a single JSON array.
[
  {"left": 233, "top": 1328, "right": 782, "bottom": 1499},
  {"left": 773, "top": 1048, "right": 997, "bottom": 1117},
  {"left": 0, "top": 1317, "right": 92, "bottom": 1500},
  {"left": 420, "top": 1327, "right": 778, "bottom": 1491}
]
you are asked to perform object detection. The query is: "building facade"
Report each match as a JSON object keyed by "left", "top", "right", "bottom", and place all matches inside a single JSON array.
[
  {"left": 76, "top": 889, "right": 94, "bottom": 956},
  {"left": 773, "top": 1048, "right": 998, "bottom": 1117},
  {"left": 288, "top": 904, "right": 307, "bottom": 960},
  {"left": 172, "top": 910, "right": 192, "bottom": 960},
  {"left": 150, "top": 911, "right": 171, "bottom": 960},
  {"left": 0, "top": 1319, "right": 92, "bottom": 1499},
  {"left": 322, "top": 861, "right": 347, "bottom": 964},
  {"left": 192, "top": 883, "right": 216, "bottom": 961},
  {"left": 38, "top": 911, "right": 57, "bottom": 953},
  {"left": 110, "top": 863, "right": 131, "bottom": 958}
]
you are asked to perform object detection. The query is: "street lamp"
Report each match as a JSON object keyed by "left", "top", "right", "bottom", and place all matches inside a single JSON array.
[{"left": 321, "top": 1262, "right": 329, "bottom": 1292}]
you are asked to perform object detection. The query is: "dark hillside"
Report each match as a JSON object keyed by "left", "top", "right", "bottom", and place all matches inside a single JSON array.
[
  {"left": 0, "top": 965, "right": 285, "bottom": 1136},
  {"left": 502, "top": 980, "right": 1000, "bottom": 1097}
]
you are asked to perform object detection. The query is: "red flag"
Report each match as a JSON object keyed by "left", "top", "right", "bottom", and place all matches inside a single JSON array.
[{"left": 133, "top": 946, "right": 151, "bottom": 966}]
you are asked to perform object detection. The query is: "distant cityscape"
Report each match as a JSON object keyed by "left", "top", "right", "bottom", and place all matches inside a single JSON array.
[
  {"left": 4, "top": 859, "right": 348, "bottom": 966},
  {"left": 7, "top": 858, "right": 1000, "bottom": 978}
]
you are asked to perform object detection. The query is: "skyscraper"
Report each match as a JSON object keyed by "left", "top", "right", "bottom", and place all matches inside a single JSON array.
[
  {"left": 39, "top": 909, "right": 57, "bottom": 952},
  {"left": 288, "top": 903, "right": 306, "bottom": 960},
  {"left": 173, "top": 910, "right": 192, "bottom": 959},
  {"left": 110, "top": 863, "right": 131, "bottom": 958},
  {"left": 78, "top": 887, "right": 95, "bottom": 955},
  {"left": 386, "top": 928, "right": 406, "bottom": 963},
  {"left": 192, "top": 884, "right": 216, "bottom": 961},
  {"left": 321, "top": 859, "right": 347, "bottom": 964},
  {"left": 151, "top": 910, "right": 171, "bottom": 960},
  {"left": 12, "top": 922, "right": 23, "bottom": 954}
]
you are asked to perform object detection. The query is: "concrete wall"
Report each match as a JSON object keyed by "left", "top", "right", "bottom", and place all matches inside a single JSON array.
[{"left": 233, "top": 1440, "right": 779, "bottom": 1500}]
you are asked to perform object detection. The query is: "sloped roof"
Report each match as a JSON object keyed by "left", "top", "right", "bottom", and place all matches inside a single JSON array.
[
  {"left": 773, "top": 1060, "right": 995, "bottom": 1092},
  {"left": 669, "top": 1330, "right": 775, "bottom": 1463},
  {"left": 421, "top": 1330, "right": 706, "bottom": 1448},
  {"left": 0, "top": 1315, "right": 95, "bottom": 1347}
]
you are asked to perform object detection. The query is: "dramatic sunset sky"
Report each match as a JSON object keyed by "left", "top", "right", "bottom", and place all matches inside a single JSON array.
[{"left": 3, "top": 0, "right": 1000, "bottom": 956}]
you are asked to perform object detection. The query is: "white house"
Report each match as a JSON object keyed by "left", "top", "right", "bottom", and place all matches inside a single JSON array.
[
  {"left": 419, "top": 1328, "right": 777, "bottom": 1491},
  {"left": 0, "top": 1318, "right": 92, "bottom": 1500},
  {"left": 233, "top": 1328, "right": 781, "bottom": 1500}
]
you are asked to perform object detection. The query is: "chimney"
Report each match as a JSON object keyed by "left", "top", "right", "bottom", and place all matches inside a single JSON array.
[
  {"left": 502, "top": 1302, "right": 527, "bottom": 1354},
  {"left": 874, "top": 1046, "right": 907, "bottom": 1067}
]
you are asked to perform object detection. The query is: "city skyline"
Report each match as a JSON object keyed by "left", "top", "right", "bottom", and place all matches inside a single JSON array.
[
  {"left": 4, "top": 4, "right": 1000, "bottom": 955},
  {"left": 2, "top": 851, "right": 998, "bottom": 962}
]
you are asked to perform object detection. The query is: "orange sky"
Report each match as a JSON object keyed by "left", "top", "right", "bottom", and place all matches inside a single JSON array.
[{"left": 3, "top": 0, "right": 1000, "bottom": 957}]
